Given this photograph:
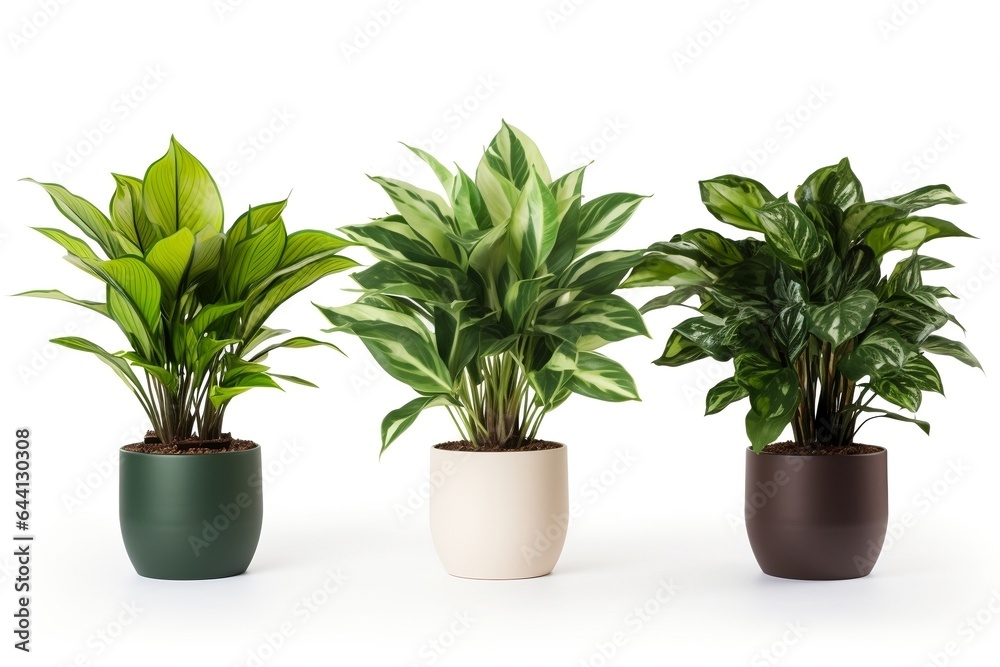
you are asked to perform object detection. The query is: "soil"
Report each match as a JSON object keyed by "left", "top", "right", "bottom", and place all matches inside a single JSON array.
[
  {"left": 435, "top": 439, "right": 563, "bottom": 453},
  {"left": 122, "top": 431, "right": 257, "bottom": 455},
  {"left": 763, "top": 441, "right": 883, "bottom": 456}
]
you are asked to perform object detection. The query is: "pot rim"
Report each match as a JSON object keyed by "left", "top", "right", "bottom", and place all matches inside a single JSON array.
[
  {"left": 119, "top": 442, "right": 260, "bottom": 456},
  {"left": 432, "top": 441, "right": 566, "bottom": 454},
  {"left": 745, "top": 444, "right": 887, "bottom": 457}
]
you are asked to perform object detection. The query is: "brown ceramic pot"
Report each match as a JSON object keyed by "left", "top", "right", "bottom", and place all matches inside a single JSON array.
[{"left": 744, "top": 446, "right": 888, "bottom": 580}]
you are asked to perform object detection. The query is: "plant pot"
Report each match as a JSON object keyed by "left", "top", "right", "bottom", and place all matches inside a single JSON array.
[
  {"left": 429, "top": 443, "right": 569, "bottom": 579},
  {"left": 119, "top": 444, "right": 263, "bottom": 580},
  {"left": 744, "top": 446, "right": 888, "bottom": 580}
]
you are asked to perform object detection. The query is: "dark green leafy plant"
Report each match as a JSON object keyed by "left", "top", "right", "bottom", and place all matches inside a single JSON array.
[
  {"left": 628, "top": 158, "right": 980, "bottom": 451},
  {"left": 20, "top": 137, "right": 357, "bottom": 444},
  {"left": 319, "top": 122, "right": 649, "bottom": 453}
]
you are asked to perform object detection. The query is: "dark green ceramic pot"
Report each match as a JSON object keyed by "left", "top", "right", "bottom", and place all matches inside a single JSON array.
[{"left": 119, "top": 445, "right": 263, "bottom": 580}]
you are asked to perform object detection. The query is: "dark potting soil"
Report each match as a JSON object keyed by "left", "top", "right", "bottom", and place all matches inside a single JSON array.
[
  {"left": 763, "top": 441, "right": 883, "bottom": 456},
  {"left": 121, "top": 431, "right": 257, "bottom": 455},
  {"left": 435, "top": 439, "right": 563, "bottom": 453}
]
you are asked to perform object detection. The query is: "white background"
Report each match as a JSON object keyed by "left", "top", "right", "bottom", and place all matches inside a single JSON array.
[{"left": 1, "top": 0, "right": 998, "bottom": 665}]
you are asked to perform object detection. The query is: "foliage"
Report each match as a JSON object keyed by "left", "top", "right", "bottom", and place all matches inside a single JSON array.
[
  {"left": 628, "top": 159, "right": 980, "bottom": 451},
  {"left": 319, "top": 122, "right": 648, "bottom": 452},
  {"left": 21, "top": 137, "right": 356, "bottom": 443}
]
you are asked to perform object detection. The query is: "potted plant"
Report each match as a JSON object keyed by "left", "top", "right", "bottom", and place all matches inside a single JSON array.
[
  {"left": 20, "top": 137, "right": 356, "bottom": 579},
  {"left": 319, "top": 122, "right": 649, "bottom": 579},
  {"left": 627, "top": 158, "right": 980, "bottom": 580}
]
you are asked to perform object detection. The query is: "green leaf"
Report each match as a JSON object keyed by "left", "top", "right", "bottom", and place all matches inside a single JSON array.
[
  {"left": 142, "top": 136, "right": 223, "bottom": 235},
  {"left": 653, "top": 331, "right": 709, "bottom": 367},
  {"left": 319, "top": 303, "right": 453, "bottom": 395},
  {"left": 705, "top": 377, "right": 748, "bottom": 415},
  {"left": 191, "top": 301, "right": 245, "bottom": 336},
  {"left": 561, "top": 249, "right": 646, "bottom": 295},
  {"left": 639, "top": 286, "right": 701, "bottom": 314},
  {"left": 507, "top": 169, "right": 559, "bottom": 278},
  {"left": 189, "top": 227, "right": 225, "bottom": 282},
  {"left": 575, "top": 193, "right": 648, "bottom": 253},
  {"left": 886, "top": 184, "right": 965, "bottom": 213},
  {"left": 865, "top": 216, "right": 974, "bottom": 257},
  {"left": 225, "top": 216, "right": 287, "bottom": 298},
  {"left": 380, "top": 395, "right": 457, "bottom": 455},
  {"left": 535, "top": 294, "right": 648, "bottom": 349},
  {"left": 31, "top": 227, "right": 99, "bottom": 260},
  {"left": 110, "top": 174, "right": 162, "bottom": 253},
  {"left": 248, "top": 336, "right": 342, "bottom": 362},
  {"left": 734, "top": 353, "right": 801, "bottom": 420},
  {"left": 623, "top": 252, "right": 715, "bottom": 288},
  {"left": 699, "top": 175, "right": 775, "bottom": 232},
  {"left": 23, "top": 179, "right": 117, "bottom": 256},
  {"left": 757, "top": 201, "right": 824, "bottom": 271},
  {"left": 902, "top": 354, "right": 943, "bottom": 393},
  {"left": 269, "top": 373, "right": 319, "bottom": 388},
  {"left": 244, "top": 255, "right": 358, "bottom": 334},
  {"left": 50, "top": 336, "right": 148, "bottom": 401},
  {"left": 679, "top": 229, "right": 744, "bottom": 266},
  {"left": 475, "top": 161, "right": 517, "bottom": 226},
  {"left": 15, "top": 290, "right": 108, "bottom": 317},
  {"left": 795, "top": 157, "right": 864, "bottom": 211},
  {"left": 920, "top": 335, "right": 982, "bottom": 369},
  {"left": 483, "top": 120, "right": 552, "bottom": 189},
  {"left": 852, "top": 405, "right": 929, "bottom": 436},
  {"left": 806, "top": 290, "right": 877, "bottom": 348},
  {"left": 566, "top": 351, "right": 640, "bottom": 402},
  {"left": 502, "top": 276, "right": 550, "bottom": 332},
  {"left": 871, "top": 374, "right": 922, "bottom": 412},
  {"left": 144, "top": 228, "right": 195, "bottom": 300},
  {"left": 369, "top": 176, "right": 460, "bottom": 264},
  {"left": 279, "top": 230, "right": 351, "bottom": 269},
  {"left": 90, "top": 256, "right": 162, "bottom": 334},
  {"left": 746, "top": 409, "right": 789, "bottom": 452},
  {"left": 839, "top": 327, "right": 907, "bottom": 380}
]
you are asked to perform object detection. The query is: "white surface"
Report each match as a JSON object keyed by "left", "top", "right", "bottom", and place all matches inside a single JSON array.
[{"left": 1, "top": 0, "right": 998, "bottom": 665}]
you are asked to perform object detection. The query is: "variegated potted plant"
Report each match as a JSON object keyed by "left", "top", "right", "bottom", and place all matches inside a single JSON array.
[
  {"left": 320, "top": 122, "right": 648, "bottom": 579},
  {"left": 21, "top": 138, "right": 356, "bottom": 579},
  {"left": 629, "top": 159, "right": 980, "bottom": 579}
]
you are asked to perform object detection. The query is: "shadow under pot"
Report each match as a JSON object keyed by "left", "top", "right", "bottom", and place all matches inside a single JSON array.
[
  {"left": 744, "top": 446, "right": 888, "bottom": 580},
  {"left": 429, "top": 443, "right": 569, "bottom": 580},
  {"left": 119, "top": 444, "right": 263, "bottom": 580}
]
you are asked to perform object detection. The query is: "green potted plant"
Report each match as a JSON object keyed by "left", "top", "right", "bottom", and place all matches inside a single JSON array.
[
  {"left": 20, "top": 137, "right": 356, "bottom": 579},
  {"left": 627, "top": 158, "right": 980, "bottom": 580},
  {"left": 319, "top": 122, "right": 649, "bottom": 579}
]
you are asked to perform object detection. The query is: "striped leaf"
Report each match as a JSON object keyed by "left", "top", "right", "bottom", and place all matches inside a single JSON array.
[
  {"left": 705, "top": 377, "right": 748, "bottom": 415},
  {"left": 483, "top": 120, "right": 552, "bottom": 189},
  {"left": 654, "top": 330, "right": 709, "bottom": 367},
  {"left": 16, "top": 290, "right": 108, "bottom": 318},
  {"left": 757, "top": 201, "right": 824, "bottom": 271},
  {"left": 370, "top": 176, "right": 460, "bottom": 264},
  {"left": 142, "top": 136, "right": 223, "bottom": 235},
  {"left": 560, "top": 249, "right": 645, "bottom": 295},
  {"left": 566, "top": 351, "right": 640, "bottom": 402},
  {"left": 110, "top": 174, "right": 162, "bottom": 253},
  {"left": 575, "top": 193, "right": 647, "bottom": 253},
  {"left": 31, "top": 227, "right": 98, "bottom": 260},
  {"left": 280, "top": 230, "right": 351, "bottom": 269},
  {"left": 886, "top": 184, "right": 964, "bottom": 213},
  {"left": 507, "top": 169, "right": 559, "bottom": 278},
  {"left": 699, "top": 175, "right": 775, "bottom": 232},
  {"left": 318, "top": 303, "right": 452, "bottom": 395},
  {"left": 228, "top": 199, "right": 287, "bottom": 247},
  {"left": 380, "top": 395, "right": 457, "bottom": 454},
  {"left": 865, "top": 216, "right": 974, "bottom": 257},
  {"left": 343, "top": 215, "right": 454, "bottom": 268},
  {"left": 534, "top": 294, "right": 648, "bottom": 350},
  {"left": 920, "top": 335, "right": 981, "bottom": 369},
  {"left": 475, "top": 160, "right": 517, "bottom": 225},
  {"left": 224, "top": 218, "right": 286, "bottom": 298},
  {"left": 806, "top": 289, "right": 877, "bottom": 348},
  {"left": 795, "top": 157, "right": 864, "bottom": 211},
  {"left": 144, "top": 228, "right": 194, "bottom": 300},
  {"left": 839, "top": 327, "right": 907, "bottom": 380},
  {"left": 24, "top": 179, "right": 116, "bottom": 256},
  {"left": 244, "top": 255, "right": 358, "bottom": 334}
]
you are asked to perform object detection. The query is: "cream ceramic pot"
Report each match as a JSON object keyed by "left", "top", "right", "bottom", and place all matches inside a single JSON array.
[{"left": 429, "top": 443, "right": 569, "bottom": 579}]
